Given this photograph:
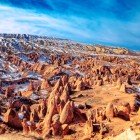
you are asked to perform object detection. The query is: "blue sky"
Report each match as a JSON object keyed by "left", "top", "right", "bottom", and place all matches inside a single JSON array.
[{"left": 0, "top": 0, "right": 140, "bottom": 50}]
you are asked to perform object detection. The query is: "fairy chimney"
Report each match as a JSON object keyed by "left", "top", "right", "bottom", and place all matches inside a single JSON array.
[
  {"left": 60, "top": 101, "right": 74, "bottom": 124},
  {"left": 105, "top": 103, "right": 115, "bottom": 120},
  {"left": 60, "top": 84, "right": 70, "bottom": 103}
]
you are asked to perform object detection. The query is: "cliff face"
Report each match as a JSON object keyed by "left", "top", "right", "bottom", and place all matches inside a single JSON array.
[{"left": 0, "top": 34, "right": 139, "bottom": 140}]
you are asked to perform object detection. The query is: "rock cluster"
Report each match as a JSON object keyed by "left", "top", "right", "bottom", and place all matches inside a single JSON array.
[{"left": 0, "top": 34, "right": 139, "bottom": 139}]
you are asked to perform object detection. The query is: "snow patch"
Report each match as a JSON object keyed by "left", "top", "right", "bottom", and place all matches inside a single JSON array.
[{"left": 18, "top": 113, "right": 24, "bottom": 120}]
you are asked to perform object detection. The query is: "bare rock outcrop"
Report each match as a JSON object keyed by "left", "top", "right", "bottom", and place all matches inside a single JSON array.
[
  {"left": 3, "top": 109, "right": 22, "bottom": 129},
  {"left": 60, "top": 101, "right": 74, "bottom": 124},
  {"left": 105, "top": 103, "right": 115, "bottom": 120}
]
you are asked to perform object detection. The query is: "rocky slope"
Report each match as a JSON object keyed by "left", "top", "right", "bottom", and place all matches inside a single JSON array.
[{"left": 0, "top": 34, "right": 139, "bottom": 140}]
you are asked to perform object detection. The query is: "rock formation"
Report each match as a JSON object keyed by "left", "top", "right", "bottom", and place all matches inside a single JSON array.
[{"left": 0, "top": 34, "right": 139, "bottom": 140}]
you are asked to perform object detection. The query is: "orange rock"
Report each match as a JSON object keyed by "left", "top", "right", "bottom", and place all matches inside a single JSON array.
[
  {"left": 51, "top": 114, "right": 62, "bottom": 136},
  {"left": 10, "top": 100, "right": 23, "bottom": 109},
  {"left": 29, "top": 122, "right": 36, "bottom": 132},
  {"left": 105, "top": 103, "right": 115, "bottom": 120},
  {"left": 116, "top": 78, "right": 122, "bottom": 89},
  {"left": 126, "top": 75, "right": 132, "bottom": 85},
  {"left": 60, "top": 101, "right": 74, "bottom": 124},
  {"left": 37, "top": 101, "right": 47, "bottom": 119},
  {"left": 61, "top": 124, "right": 69, "bottom": 135},
  {"left": 75, "top": 80, "right": 85, "bottom": 91},
  {"left": 86, "top": 110, "right": 94, "bottom": 121},
  {"left": 0, "top": 124, "right": 6, "bottom": 134},
  {"left": 28, "top": 81, "right": 34, "bottom": 91},
  {"left": 58, "top": 86, "right": 64, "bottom": 94},
  {"left": 50, "top": 79, "right": 62, "bottom": 96},
  {"left": 96, "top": 79, "right": 103, "bottom": 86},
  {"left": 40, "top": 79, "right": 50, "bottom": 90},
  {"left": 120, "top": 83, "right": 127, "bottom": 93},
  {"left": 61, "top": 75, "right": 68, "bottom": 86},
  {"left": 22, "top": 119, "right": 29, "bottom": 134},
  {"left": 57, "top": 100, "right": 65, "bottom": 114},
  {"left": 3, "top": 109, "right": 22, "bottom": 129},
  {"left": 138, "top": 108, "right": 140, "bottom": 117},
  {"left": 95, "top": 108, "right": 106, "bottom": 122},
  {"left": 21, "top": 104, "right": 30, "bottom": 113},
  {"left": 103, "top": 75, "right": 110, "bottom": 83},
  {"left": 129, "top": 96, "right": 137, "bottom": 112},
  {"left": 84, "top": 119, "right": 93, "bottom": 136},
  {"left": 116, "top": 102, "right": 131, "bottom": 121},
  {"left": 42, "top": 96, "right": 58, "bottom": 136},
  {"left": 30, "top": 109, "right": 39, "bottom": 122},
  {"left": 60, "top": 84, "right": 70, "bottom": 103},
  {"left": 4, "top": 86, "right": 15, "bottom": 98},
  {"left": 21, "top": 90, "right": 33, "bottom": 97}
]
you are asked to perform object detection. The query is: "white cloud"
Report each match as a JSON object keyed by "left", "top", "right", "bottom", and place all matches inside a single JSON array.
[
  {"left": 0, "top": 5, "right": 90, "bottom": 38},
  {"left": 0, "top": 4, "right": 140, "bottom": 49}
]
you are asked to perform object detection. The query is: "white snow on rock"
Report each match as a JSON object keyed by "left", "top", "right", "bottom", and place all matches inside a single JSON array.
[
  {"left": 18, "top": 113, "right": 24, "bottom": 120},
  {"left": 0, "top": 115, "right": 3, "bottom": 121},
  {"left": 30, "top": 93, "right": 39, "bottom": 100},
  {"left": 27, "top": 121, "right": 31, "bottom": 126}
]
